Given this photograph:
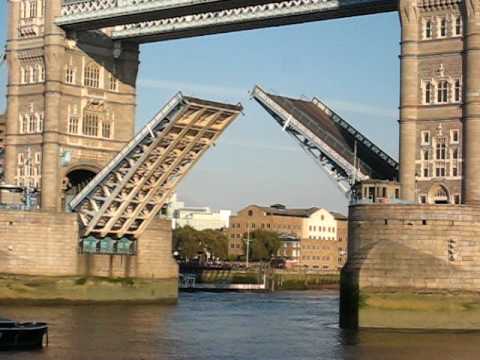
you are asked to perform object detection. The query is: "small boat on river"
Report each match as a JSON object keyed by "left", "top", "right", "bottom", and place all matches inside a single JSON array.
[{"left": 0, "top": 318, "right": 48, "bottom": 350}]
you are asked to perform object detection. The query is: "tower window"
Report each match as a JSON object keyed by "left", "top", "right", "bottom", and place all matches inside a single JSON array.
[
  {"left": 437, "top": 81, "right": 449, "bottom": 103},
  {"left": 65, "top": 66, "right": 75, "bottom": 84},
  {"left": 102, "top": 121, "right": 112, "bottom": 139},
  {"left": 68, "top": 115, "right": 79, "bottom": 134},
  {"left": 421, "top": 131, "right": 430, "bottom": 145},
  {"left": 425, "top": 81, "right": 433, "bottom": 104},
  {"left": 436, "top": 166, "right": 446, "bottom": 177},
  {"left": 455, "top": 16, "right": 462, "bottom": 36},
  {"left": 425, "top": 20, "right": 432, "bottom": 39},
  {"left": 439, "top": 17, "right": 447, "bottom": 37},
  {"left": 84, "top": 63, "right": 100, "bottom": 89},
  {"left": 451, "top": 130, "right": 459, "bottom": 144},
  {"left": 454, "top": 79, "right": 461, "bottom": 102},
  {"left": 423, "top": 150, "right": 429, "bottom": 160},
  {"left": 453, "top": 148, "right": 459, "bottom": 159},
  {"left": 436, "top": 142, "right": 447, "bottom": 160},
  {"left": 83, "top": 112, "right": 99, "bottom": 137}
]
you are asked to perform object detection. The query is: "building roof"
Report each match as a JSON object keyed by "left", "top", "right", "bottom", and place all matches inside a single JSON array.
[
  {"left": 245, "top": 205, "right": 347, "bottom": 220},
  {"left": 331, "top": 212, "right": 348, "bottom": 221}
]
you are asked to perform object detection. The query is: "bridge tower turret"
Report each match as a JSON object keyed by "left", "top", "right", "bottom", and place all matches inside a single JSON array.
[
  {"left": 398, "top": 0, "right": 468, "bottom": 205},
  {"left": 4, "top": 0, "right": 139, "bottom": 211}
]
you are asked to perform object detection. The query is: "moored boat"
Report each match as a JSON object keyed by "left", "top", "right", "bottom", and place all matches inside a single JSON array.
[{"left": 0, "top": 318, "right": 48, "bottom": 350}]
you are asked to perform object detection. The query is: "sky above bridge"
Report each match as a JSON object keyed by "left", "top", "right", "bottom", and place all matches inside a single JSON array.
[{"left": 0, "top": 4, "right": 400, "bottom": 215}]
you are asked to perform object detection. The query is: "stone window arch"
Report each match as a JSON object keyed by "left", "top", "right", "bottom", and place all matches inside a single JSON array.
[{"left": 84, "top": 62, "right": 100, "bottom": 88}]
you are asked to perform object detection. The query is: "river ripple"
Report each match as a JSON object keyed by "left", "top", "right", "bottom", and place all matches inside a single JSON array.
[{"left": 0, "top": 291, "right": 479, "bottom": 360}]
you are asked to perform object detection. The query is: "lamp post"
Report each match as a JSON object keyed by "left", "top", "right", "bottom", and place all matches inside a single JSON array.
[{"left": 245, "top": 223, "right": 250, "bottom": 268}]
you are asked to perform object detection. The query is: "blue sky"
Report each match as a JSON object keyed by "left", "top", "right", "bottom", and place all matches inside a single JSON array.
[{"left": 0, "top": 5, "right": 400, "bottom": 214}]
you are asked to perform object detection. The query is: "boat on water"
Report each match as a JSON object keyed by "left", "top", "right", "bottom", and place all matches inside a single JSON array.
[{"left": 0, "top": 318, "right": 48, "bottom": 350}]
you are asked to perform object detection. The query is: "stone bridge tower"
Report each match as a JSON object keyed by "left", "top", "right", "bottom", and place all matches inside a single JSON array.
[
  {"left": 4, "top": 0, "right": 139, "bottom": 211},
  {"left": 399, "top": 0, "right": 480, "bottom": 205}
]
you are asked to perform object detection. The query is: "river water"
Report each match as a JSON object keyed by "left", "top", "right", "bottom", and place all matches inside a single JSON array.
[{"left": 1, "top": 291, "right": 479, "bottom": 360}]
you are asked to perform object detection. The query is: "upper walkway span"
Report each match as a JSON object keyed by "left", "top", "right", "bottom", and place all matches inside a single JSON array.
[{"left": 58, "top": 0, "right": 397, "bottom": 43}]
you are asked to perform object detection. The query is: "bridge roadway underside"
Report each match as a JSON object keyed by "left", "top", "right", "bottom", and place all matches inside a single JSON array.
[{"left": 58, "top": 0, "right": 397, "bottom": 43}]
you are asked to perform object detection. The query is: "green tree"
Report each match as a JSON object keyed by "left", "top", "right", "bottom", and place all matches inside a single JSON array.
[
  {"left": 245, "top": 230, "right": 282, "bottom": 261},
  {"left": 173, "top": 226, "right": 229, "bottom": 260}
]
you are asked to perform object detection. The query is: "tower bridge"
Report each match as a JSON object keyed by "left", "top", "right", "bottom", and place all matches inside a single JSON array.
[{"left": 2, "top": 0, "right": 480, "bottom": 326}]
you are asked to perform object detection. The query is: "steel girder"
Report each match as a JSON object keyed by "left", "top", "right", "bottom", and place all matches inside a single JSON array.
[
  {"left": 58, "top": 0, "right": 397, "bottom": 43},
  {"left": 252, "top": 85, "right": 398, "bottom": 196},
  {"left": 70, "top": 93, "right": 242, "bottom": 238},
  {"left": 58, "top": 0, "right": 296, "bottom": 30}
]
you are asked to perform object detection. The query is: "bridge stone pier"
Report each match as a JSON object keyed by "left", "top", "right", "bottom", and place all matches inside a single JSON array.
[{"left": 341, "top": 0, "right": 480, "bottom": 329}]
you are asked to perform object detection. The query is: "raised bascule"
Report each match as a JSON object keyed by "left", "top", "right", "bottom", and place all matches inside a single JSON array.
[
  {"left": 2, "top": 0, "right": 480, "bottom": 327},
  {"left": 71, "top": 94, "right": 242, "bottom": 240},
  {"left": 252, "top": 85, "right": 398, "bottom": 196}
]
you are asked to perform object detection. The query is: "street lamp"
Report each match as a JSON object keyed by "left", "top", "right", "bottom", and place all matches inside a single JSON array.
[{"left": 245, "top": 223, "right": 250, "bottom": 268}]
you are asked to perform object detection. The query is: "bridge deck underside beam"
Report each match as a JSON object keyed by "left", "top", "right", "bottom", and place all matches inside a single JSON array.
[
  {"left": 112, "top": 0, "right": 397, "bottom": 43},
  {"left": 70, "top": 93, "right": 242, "bottom": 239},
  {"left": 58, "top": 0, "right": 397, "bottom": 43}
]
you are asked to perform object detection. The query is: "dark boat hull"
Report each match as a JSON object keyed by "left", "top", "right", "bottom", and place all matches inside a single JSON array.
[{"left": 0, "top": 323, "right": 48, "bottom": 350}]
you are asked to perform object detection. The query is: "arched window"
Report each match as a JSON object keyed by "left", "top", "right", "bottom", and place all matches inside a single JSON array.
[
  {"left": 455, "top": 16, "right": 462, "bottom": 36},
  {"left": 437, "top": 81, "right": 449, "bottom": 103},
  {"left": 31, "top": 66, "right": 38, "bottom": 83},
  {"left": 454, "top": 79, "right": 461, "bottom": 102},
  {"left": 84, "top": 63, "right": 100, "bottom": 88},
  {"left": 38, "top": 64, "right": 45, "bottom": 83},
  {"left": 425, "top": 81, "right": 432, "bottom": 104},
  {"left": 440, "top": 17, "right": 447, "bottom": 37},
  {"left": 425, "top": 20, "right": 432, "bottom": 39}
]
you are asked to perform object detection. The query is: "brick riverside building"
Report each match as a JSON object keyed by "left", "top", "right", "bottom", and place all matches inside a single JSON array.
[{"left": 227, "top": 204, "right": 348, "bottom": 270}]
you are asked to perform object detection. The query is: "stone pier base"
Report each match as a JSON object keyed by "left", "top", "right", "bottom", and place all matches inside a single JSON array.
[
  {"left": 341, "top": 204, "right": 480, "bottom": 329},
  {"left": 0, "top": 210, "right": 178, "bottom": 303}
]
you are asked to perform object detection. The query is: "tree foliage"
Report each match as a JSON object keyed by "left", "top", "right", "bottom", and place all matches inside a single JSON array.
[
  {"left": 173, "top": 226, "right": 229, "bottom": 260},
  {"left": 245, "top": 230, "right": 282, "bottom": 262}
]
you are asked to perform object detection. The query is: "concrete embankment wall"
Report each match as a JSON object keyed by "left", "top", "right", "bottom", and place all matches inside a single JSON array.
[
  {"left": 0, "top": 210, "right": 178, "bottom": 303},
  {"left": 341, "top": 204, "right": 480, "bottom": 329}
]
